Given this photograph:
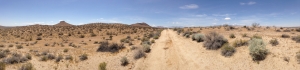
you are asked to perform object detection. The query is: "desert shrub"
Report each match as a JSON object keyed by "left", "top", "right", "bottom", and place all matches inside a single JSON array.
[
  {"left": 79, "top": 53, "right": 88, "bottom": 61},
  {"left": 296, "top": 51, "right": 300, "bottom": 63},
  {"left": 242, "top": 33, "right": 247, "bottom": 37},
  {"left": 19, "top": 63, "right": 34, "bottom": 70},
  {"left": 8, "top": 44, "right": 13, "bottom": 47},
  {"left": 283, "top": 29, "right": 291, "bottom": 32},
  {"left": 63, "top": 49, "right": 68, "bottom": 52},
  {"left": 130, "top": 46, "right": 137, "bottom": 50},
  {"left": 91, "top": 33, "right": 97, "bottom": 37},
  {"left": 296, "top": 28, "right": 300, "bottom": 32},
  {"left": 153, "top": 35, "right": 159, "bottom": 39},
  {"left": 44, "top": 43, "right": 49, "bottom": 46},
  {"left": 229, "top": 34, "right": 235, "bottom": 38},
  {"left": 192, "top": 33, "right": 205, "bottom": 42},
  {"left": 221, "top": 43, "right": 235, "bottom": 57},
  {"left": 281, "top": 34, "right": 290, "bottom": 38},
  {"left": 37, "top": 33, "right": 42, "bottom": 36},
  {"left": 292, "top": 35, "right": 300, "bottom": 43},
  {"left": 79, "top": 35, "right": 85, "bottom": 38},
  {"left": 0, "top": 52, "right": 7, "bottom": 58},
  {"left": 251, "top": 34, "right": 262, "bottom": 39},
  {"left": 249, "top": 38, "right": 268, "bottom": 61},
  {"left": 99, "top": 62, "right": 107, "bottom": 70},
  {"left": 0, "top": 62, "right": 5, "bottom": 70},
  {"left": 232, "top": 39, "right": 248, "bottom": 47},
  {"left": 25, "top": 54, "right": 31, "bottom": 60},
  {"left": 120, "top": 39, "right": 126, "bottom": 43},
  {"left": 120, "top": 57, "right": 128, "bottom": 66},
  {"left": 36, "top": 37, "right": 42, "bottom": 40},
  {"left": 16, "top": 45, "right": 23, "bottom": 49},
  {"left": 184, "top": 34, "right": 190, "bottom": 38},
  {"left": 134, "top": 50, "right": 145, "bottom": 59},
  {"left": 204, "top": 32, "right": 228, "bottom": 50},
  {"left": 269, "top": 38, "right": 279, "bottom": 46},
  {"left": 0, "top": 44, "right": 4, "bottom": 47},
  {"left": 151, "top": 40, "right": 155, "bottom": 43},
  {"left": 143, "top": 44, "right": 151, "bottom": 53},
  {"left": 97, "top": 41, "right": 125, "bottom": 53},
  {"left": 2, "top": 53, "right": 29, "bottom": 64},
  {"left": 55, "top": 55, "right": 63, "bottom": 62},
  {"left": 65, "top": 55, "right": 73, "bottom": 60}
]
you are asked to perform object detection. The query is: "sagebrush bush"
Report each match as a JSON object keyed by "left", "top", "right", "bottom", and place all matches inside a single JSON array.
[
  {"left": 0, "top": 52, "right": 7, "bottom": 58},
  {"left": 16, "top": 45, "right": 23, "bottom": 49},
  {"left": 251, "top": 34, "right": 262, "bottom": 39},
  {"left": 249, "top": 38, "right": 268, "bottom": 61},
  {"left": 229, "top": 34, "right": 235, "bottom": 38},
  {"left": 97, "top": 41, "right": 125, "bottom": 53},
  {"left": 79, "top": 35, "right": 85, "bottom": 38},
  {"left": 242, "top": 33, "right": 247, "bottom": 37},
  {"left": 36, "top": 37, "right": 42, "bottom": 40},
  {"left": 99, "top": 62, "right": 107, "bottom": 70},
  {"left": 65, "top": 55, "right": 73, "bottom": 60},
  {"left": 296, "top": 51, "right": 300, "bottom": 63},
  {"left": 55, "top": 55, "right": 63, "bottom": 62},
  {"left": 192, "top": 33, "right": 205, "bottom": 42},
  {"left": 63, "top": 49, "right": 68, "bottom": 52},
  {"left": 2, "top": 53, "right": 29, "bottom": 64},
  {"left": 281, "top": 34, "right": 290, "bottom": 38},
  {"left": 120, "top": 57, "right": 128, "bottom": 66},
  {"left": 296, "top": 28, "right": 300, "bottom": 32},
  {"left": 8, "top": 44, "right": 13, "bottom": 47},
  {"left": 269, "top": 38, "right": 279, "bottom": 46},
  {"left": 0, "top": 62, "right": 5, "bottom": 70},
  {"left": 292, "top": 35, "right": 300, "bottom": 43},
  {"left": 221, "top": 43, "right": 235, "bottom": 57},
  {"left": 19, "top": 63, "right": 34, "bottom": 70},
  {"left": 134, "top": 50, "right": 145, "bottom": 59},
  {"left": 232, "top": 39, "right": 248, "bottom": 47},
  {"left": 0, "top": 44, "right": 4, "bottom": 47},
  {"left": 143, "top": 44, "right": 151, "bottom": 53},
  {"left": 204, "top": 32, "right": 228, "bottom": 50},
  {"left": 79, "top": 53, "right": 88, "bottom": 61}
]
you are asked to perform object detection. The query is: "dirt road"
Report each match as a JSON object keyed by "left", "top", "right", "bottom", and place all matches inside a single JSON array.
[{"left": 134, "top": 29, "right": 299, "bottom": 70}]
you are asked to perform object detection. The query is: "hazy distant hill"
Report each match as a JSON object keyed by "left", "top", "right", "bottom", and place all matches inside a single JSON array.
[{"left": 54, "top": 21, "right": 73, "bottom": 26}]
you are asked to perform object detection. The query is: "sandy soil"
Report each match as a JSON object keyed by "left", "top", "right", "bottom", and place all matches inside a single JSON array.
[{"left": 134, "top": 29, "right": 300, "bottom": 70}]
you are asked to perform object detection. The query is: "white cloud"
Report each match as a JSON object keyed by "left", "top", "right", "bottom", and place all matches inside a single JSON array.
[
  {"left": 240, "top": 3, "right": 246, "bottom": 5},
  {"left": 195, "top": 14, "right": 207, "bottom": 17},
  {"left": 224, "top": 17, "right": 231, "bottom": 20},
  {"left": 248, "top": 1, "right": 256, "bottom": 5},
  {"left": 212, "top": 14, "right": 236, "bottom": 17},
  {"left": 179, "top": 4, "right": 198, "bottom": 9},
  {"left": 240, "top": 1, "right": 256, "bottom": 5}
]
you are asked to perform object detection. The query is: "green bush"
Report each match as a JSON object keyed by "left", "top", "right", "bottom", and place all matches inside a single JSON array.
[
  {"left": 229, "top": 34, "right": 235, "bottom": 38},
  {"left": 221, "top": 43, "right": 235, "bottom": 57},
  {"left": 232, "top": 39, "right": 248, "bottom": 47},
  {"left": 204, "top": 32, "right": 228, "bottom": 50},
  {"left": 120, "top": 57, "right": 128, "bottom": 66},
  {"left": 99, "top": 62, "right": 107, "bottom": 70},
  {"left": 143, "top": 44, "right": 151, "bottom": 53},
  {"left": 249, "top": 38, "right": 268, "bottom": 61},
  {"left": 192, "top": 33, "right": 205, "bottom": 42},
  {"left": 251, "top": 34, "right": 262, "bottom": 39},
  {"left": 269, "top": 38, "right": 279, "bottom": 46}
]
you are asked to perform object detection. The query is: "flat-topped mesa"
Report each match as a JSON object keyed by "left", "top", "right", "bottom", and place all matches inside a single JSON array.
[
  {"left": 55, "top": 21, "right": 73, "bottom": 26},
  {"left": 131, "top": 22, "right": 151, "bottom": 27}
]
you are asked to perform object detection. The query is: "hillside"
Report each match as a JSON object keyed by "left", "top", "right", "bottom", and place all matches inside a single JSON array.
[{"left": 131, "top": 22, "right": 151, "bottom": 27}]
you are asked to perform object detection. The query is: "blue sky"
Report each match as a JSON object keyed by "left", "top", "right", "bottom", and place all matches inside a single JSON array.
[{"left": 0, "top": 0, "right": 299, "bottom": 27}]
